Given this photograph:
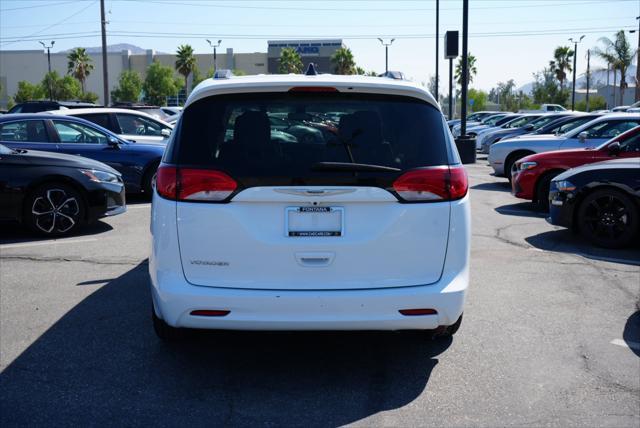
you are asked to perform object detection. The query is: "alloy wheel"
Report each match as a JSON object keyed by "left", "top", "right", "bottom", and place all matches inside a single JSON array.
[{"left": 31, "top": 188, "right": 81, "bottom": 234}]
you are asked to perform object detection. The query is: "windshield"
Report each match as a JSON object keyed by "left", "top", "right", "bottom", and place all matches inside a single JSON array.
[
  {"left": 482, "top": 114, "right": 506, "bottom": 126},
  {"left": 503, "top": 116, "right": 538, "bottom": 128},
  {"left": 529, "top": 115, "right": 563, "bottom": 130}
]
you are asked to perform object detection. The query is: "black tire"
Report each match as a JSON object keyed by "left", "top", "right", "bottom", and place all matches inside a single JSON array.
[
  {"left": 24, "top": 182, "right": 85, "bottom": 237},
  {"left": 152, "top": 308, "right": 185, "bottom": 341},
  {"left": 577, "top": 188, "right": 639, "bottom": 249},
  {"left": 142, "top": 162, "right": 159, "bottom": 197},
  {"left": 534, "top": 172, "right": 559, "bottom": 212},
  {"left": 504, "top": 152, "right": 533, "bottom": 183}
]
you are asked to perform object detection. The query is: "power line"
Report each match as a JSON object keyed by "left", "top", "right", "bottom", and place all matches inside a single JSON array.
[{"left": 0, "top": 1, "right": 80, "bottom": 12}]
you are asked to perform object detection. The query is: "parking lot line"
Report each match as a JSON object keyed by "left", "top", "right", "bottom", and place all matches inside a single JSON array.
[
  {"left": 127, "top": 204, "right": 151, "bottom": 209},
  {"left": 0, "top": 237, "right": 98, "bottom": 250},
  {"left": 611, "top": 339, "right": 640, "bottom": 351}
]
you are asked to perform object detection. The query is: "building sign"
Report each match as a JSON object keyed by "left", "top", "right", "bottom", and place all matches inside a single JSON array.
[{"left": 296, "top": 46, "right": 320, "bottom": 56}]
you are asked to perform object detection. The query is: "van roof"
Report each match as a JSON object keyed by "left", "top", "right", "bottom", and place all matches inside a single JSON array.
[{"left": 186, "top": 74, "right": 440, "bottom": 110}]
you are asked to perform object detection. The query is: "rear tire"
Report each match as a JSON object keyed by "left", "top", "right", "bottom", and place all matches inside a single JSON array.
[
  {"left": 577, "top": 188, "right": 639, "bottom": 249},
  {"left": 24, "top": 182, "right": 85, "bottom": 237},
  {"left": 152, "top": 308, "right": 185, "bottom": 341},
  {"left": 504, "top": 152, "right": 533, "bottom": 183}
]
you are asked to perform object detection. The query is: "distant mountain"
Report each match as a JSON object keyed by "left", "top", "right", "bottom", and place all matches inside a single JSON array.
[
  {"left": 61, "top": 44, "right": 167, "bottom": 54},
  {"left": 518, "top": 65, "right": 636, "bottom": 95}
]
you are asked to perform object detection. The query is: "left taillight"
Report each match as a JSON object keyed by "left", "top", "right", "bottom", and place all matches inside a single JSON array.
[
  {"left": 392, "top": 165, "right": 468, "bottom": 202},
  {"left": 155, "top": 165, "right": 237, "bottom": 202}
]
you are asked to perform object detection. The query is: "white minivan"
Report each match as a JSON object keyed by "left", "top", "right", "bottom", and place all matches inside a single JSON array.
[{"left": 149, "top": 73, "right": 470, "bottom": 340}]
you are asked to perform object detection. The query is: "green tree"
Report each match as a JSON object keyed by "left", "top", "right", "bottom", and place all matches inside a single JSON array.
[
  {"left": 331, "top": 47, "right": 357, "bottom": 75},
  {"left": 593, "top": 30, "right": 635, "bottom": 104},
  {"left": 468, "top": 88, "right": 488, "bottom": 111},
  {"left": 366, "top": 70, "right": 378, "bottom": 76},
  {"left": 13, "top": 80, "right": 45, "bottom": 103},
  {"left": 531, "top": 67, "right": 569, "bottom": 106},
  {"left": 575, "top": 95, "right": 607, "bottom": 112},
  {"left": 455, "top": 53, "right": 477, "bottom": 87},
  {"left": 175, "top": 44, "right": 196, "bottom": 95},
  {"left": 111, "top": 70, "right": 143, "bottom": 102},
  {"left": 67, "top": 47, "right": 94, "bottom": 93},
  {"left": 40, "top": 71, "right": 82, "bottom": 101},
  {"left": 548, "top": 46, "right": 573, "bottom": 90},
  {"left": 232, "top": 68, "right": 247, "bottom": 76},
  {"left": 278, "top": 47, "right": 303, "bottom": 74},
  {"left": 79, "top": 91, "right": 99, "bottom": 103},
  {"left": 143, "top": 60, "right": 180, "bottom": 106},
  {"left": 355, "top": 66, "right": 366, "bottom": 75}
]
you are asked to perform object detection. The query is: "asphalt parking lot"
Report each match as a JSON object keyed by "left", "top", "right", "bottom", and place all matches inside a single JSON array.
[{"left": 1, "top": 156, "right": 639, "bottom": 427}]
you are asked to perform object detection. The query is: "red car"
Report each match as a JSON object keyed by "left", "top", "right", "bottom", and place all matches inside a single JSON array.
[{"left": 511, "top": 126, "right": 640, "bottom": 209}]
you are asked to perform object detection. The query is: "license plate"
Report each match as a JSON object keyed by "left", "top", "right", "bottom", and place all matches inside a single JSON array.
[{"left": 286, "top": 206, "right": 344, "bottom": 237}]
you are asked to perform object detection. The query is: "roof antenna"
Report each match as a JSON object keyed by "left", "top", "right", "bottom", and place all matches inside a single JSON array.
[{"left": 305, "top": 63, "right": 319, "bottom": 76}]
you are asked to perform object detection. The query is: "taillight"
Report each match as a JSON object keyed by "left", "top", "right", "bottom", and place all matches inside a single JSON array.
[
  {"left": 392, "top": 165, "right": 468, "bottom": 202},
  {"left": 155, "top": 165, "right": 237, "bottom": 202}
]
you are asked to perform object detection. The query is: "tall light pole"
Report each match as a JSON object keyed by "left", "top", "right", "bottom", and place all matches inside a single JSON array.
[
  {"left": 569, "top": 35, "right": 585, "bottom": 111},
  {"left": 435, "top": 0, "right": 439, "bottom": 102},
  {"left": 206, "top": 39, "right": 222, "bottom": 73},
  {"left": 585, "top": 49, "right": 591, "bottom": 112},
  {"left": 377, "top": 38, "right": 395, "bottom": 73},
  {"left": 460, "top": 0, "right": 469, "bottom": 137},
  {"left": 100, "top": 0, "right": 109, "bottom": 106},
  {"left": 39, "top": 40, "right": 54, "bottom": 100},
  {"left": 631, "top": 16, "right": 639, "bottom": 102}
]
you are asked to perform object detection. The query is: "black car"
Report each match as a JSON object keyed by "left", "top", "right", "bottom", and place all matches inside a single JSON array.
[
  {"left": 0, "top": 143, "right": 125, "bottom": 236},
  {"left": 8, "top": 100, "right": 102, "bottom": 114},
  {"left": 532, "top": 113, "right": 604, "bottom": 135},
  {"left": 548, "top": 158, "right": 640, "bottom": 248}
]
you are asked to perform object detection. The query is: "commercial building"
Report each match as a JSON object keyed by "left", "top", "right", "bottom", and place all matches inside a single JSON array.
[{"left": 267, "top": 39, "right": 344, "bottom": 73}]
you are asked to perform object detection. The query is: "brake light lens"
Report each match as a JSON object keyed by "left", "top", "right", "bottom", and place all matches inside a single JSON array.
[
  {"left": 288, "top": 86, "right": 338, "bottom": 92},
  {"left": 155, "top": 165, "right": 237, "bottom": 202},
  {"left": 392, "top": 165, "right": 468, "bottom": 202}
]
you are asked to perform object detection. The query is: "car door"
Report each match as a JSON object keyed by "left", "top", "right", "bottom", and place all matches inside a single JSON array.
[
  {"left": 0, "top": 144, "right": 29, "bottom": 221},
  {"left": 560, "top": 119, "right": 640, "bottom": 149},
  {"left": 50, "top": 119, "right": 141, "bottom": 189},
  {"left": 0, "top": 119, "right": 57, "bottom": 152},
  {"left": 114, "top": 113, "right": 170, "bottom": 144}
]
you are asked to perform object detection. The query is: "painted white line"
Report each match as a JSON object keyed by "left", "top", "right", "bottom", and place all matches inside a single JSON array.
[
  {"left": 611, "top": 339, "right": 640, "bottom": 351},
  {"left": 0, "top": 237, "right": 98, "bottom": 250},
  {"left": 126, "top": 204, "right": 151, "bottom": 209}
]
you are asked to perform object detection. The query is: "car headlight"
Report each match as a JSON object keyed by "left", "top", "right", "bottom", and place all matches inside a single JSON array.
[
  {"left": 554, "top": 180, "right": 576, "bottom": 192},
  {"left": 519, "top": 161, "right": 537, "bottom": 171},
  {"left": 80, "top": 169, "right": 120, "bottom": 184}
]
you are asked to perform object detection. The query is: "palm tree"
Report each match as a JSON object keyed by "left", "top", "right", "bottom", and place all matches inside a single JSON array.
[
  {"left": 548, "top": 46, "right": 573, "bottom": 89},
  {"left": 331, "top": 47, "right": 356, "bottom": 75},
  {"left": 593, "top": 30, "right": 634, "bottom": 105},
  {"left": 278, "top": 47, "right": 303, "bottom": 74},
  {"left": 175, "top": 44, "right": 196, "bottom": 95},
  {"left": 454, "top": 53, "right": 477, "bottom": 87},
  {"left": 67, "top": 47, "right": 94, "bottom": 94}
]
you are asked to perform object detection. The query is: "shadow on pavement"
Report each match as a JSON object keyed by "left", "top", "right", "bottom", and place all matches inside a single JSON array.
[
  {"left": 0, "top": 262, "right": 450, "bottom": 426},
  {"left": 525, "top": 229, "right": 640, "bottom": 266},
  {"left": 494, "top": 202, "right": 547, "bottom": 219},
  {"left": 470, "top": 181, "right": 511, "bottom": 192},
  {"left": 0, "top": 221, "right": 114, "bottom": 246},
  {"left": 623, "top": 311, "right": 640, "bottom": 358},
  {"left": 125, "top": 193, "right": 152, "bottom": 205}
]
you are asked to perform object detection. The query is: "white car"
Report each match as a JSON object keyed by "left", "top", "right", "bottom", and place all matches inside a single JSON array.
[
  {"left": 149, "top": 73, "right": 471, "bottom": 340},
  {"left": 49, "top": 108, "right": 173, "bottom": 144},
  {"left": 488, "top": 113, "right": 640, "bottom": 178}
]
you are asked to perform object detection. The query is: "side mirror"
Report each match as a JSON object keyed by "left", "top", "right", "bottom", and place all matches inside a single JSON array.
[
  {"left": 523, "top": 124, "right": 534, "bottom": 131},
  {"left": 107, "top": 136, "right": 120, "bottom": 148},
  {"left": 161, "top": 129, "right": 171, "bottom": 138},
  {"left": 578, "top": 131, "right": 588, "bottom": 142},
  {"left": 608, "top": 141, "right": 621, "bottom": 155}
]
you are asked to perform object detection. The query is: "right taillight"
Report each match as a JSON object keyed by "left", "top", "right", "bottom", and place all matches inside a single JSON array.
[
  {"left": 155, "top": 165, "right": 237, "bottom": 202},
  {"left": 392, "top": 165, "right": 468, "bottom": 202}
]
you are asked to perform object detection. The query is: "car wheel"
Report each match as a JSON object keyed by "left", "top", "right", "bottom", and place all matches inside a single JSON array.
[
  {"left": 24, "top": 183, "right": 85, "bottom": 237},
  {"left": 152, "top": 307, "right": 185, "bottom": 341},
  {"left": 534, "top": 172, "right": 560, "bottom": 212},
  {"left": 577, "top": 188, "right": 639, "bottom": 249},
  {"left": 504, "top": 152, "right": 532, "bottom": 183}
]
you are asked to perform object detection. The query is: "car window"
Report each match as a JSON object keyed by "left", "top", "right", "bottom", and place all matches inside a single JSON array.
[
  {"left": 52, "top": 120, "right": 109, "bottom": 144},
  {"left": 0, "top": 120, "right": 49, "bottom": 143},
  {"left": 116, "top": 113, "right": 165, "bottom": 136},
  {"left": 77, "top": 113, "right": 111, "bottom": 131},
  {"left": 556, "top": 117, "right": 591, "bottom": 134},
  {"left": 619, "top": 132, "right": 640, "bottom": 152},
  {"left": 8, "top": 105, "right": 22, "bottom": 113},
  {"left": 587, "top": 120, "right": 640, "bottom": 138},
  {"left": 505, "top": 116, "right": 537, "bottom": 128}
]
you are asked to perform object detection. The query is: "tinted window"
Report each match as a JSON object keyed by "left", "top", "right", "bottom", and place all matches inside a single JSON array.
[
  {"left": 620, "top": 132, "right": 640, "bottom": 152},
  {"left": 175, "top": 93, "right": 450, "bottom": 186},
  {"left": 53, "top": 120, "right": 108, "bottom": 144},
  {"left": 0, "top": 120, "right": 49, "bottom": 142},
  {"left": 586, "top": 120, "right": 640, "bottom": 138},
  {"left": 78, "top": 113, "right": 111, "bottom": 130},
  {"left": 116, "top": 113, "right": 165, "bottom": 136}
]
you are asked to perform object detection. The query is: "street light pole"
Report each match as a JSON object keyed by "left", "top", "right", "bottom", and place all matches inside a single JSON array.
[
  {"left": 100, "top": 0, "right": 109, "bottom": 106},
  {"left": 569, "top": 35, "right": 585, "bottom": 111},
  {"left": 39, "top": 40, "right": 55, "bottom": 100},
  {"left": 206, "top": 39, "right": 222, "bottom": 74},
  {"left": 435, "top": 0, "right": 439, "bottom": 102},
  {"left": 585, "top": 49, "right": 590, "bottom": 112},
  {"left": 460, "top": 0, "right": 469, "bottom": 137},
  {"left": 634, "top": 16, "right": 639, "bottom": 102},
  {"left": 377, "top": 38, "right": 395, "bottom": 73}
]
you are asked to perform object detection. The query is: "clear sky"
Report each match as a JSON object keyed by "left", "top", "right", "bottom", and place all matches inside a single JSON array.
[{"left": 1, "top": 0, "right": 638, "bottom": 91}]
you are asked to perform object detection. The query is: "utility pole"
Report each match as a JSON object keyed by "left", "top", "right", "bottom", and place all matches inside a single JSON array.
[
  {"left": 435, "top": 0, "right": 439, "bottom": 102},
  {"left": 377, "top": 38, "right": 395, "bottom": 73},
  {"left": 449, "top": 58, "right": 454, "bottom": 119},
  {"left": 100, "top": 0, "right": 109, "bottom": 106},
  {"left": 569, "top": 35, "right": 585, "bottom": 111},
  {"left": 585, "top": 49, "right": 590, "bottom": 112},
  {"left": 39, "top": 41, "right": 54, "bottom": 100},
  {"left": 460, "top": 0, "right": 469, "bottom": 136},
  {"left": 635, "top": 16, "right": 639, "bottom": 102},
  {"left": 206, "top": 39, "right": 222, "bottom": 73}
]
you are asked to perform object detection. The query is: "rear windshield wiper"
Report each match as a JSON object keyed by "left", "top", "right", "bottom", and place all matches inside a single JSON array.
[{"left": 312, "top": 162, "right": 400, "bottom": 173}]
